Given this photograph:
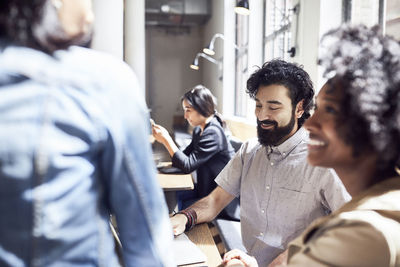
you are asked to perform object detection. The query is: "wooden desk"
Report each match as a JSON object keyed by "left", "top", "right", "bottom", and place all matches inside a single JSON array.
[
  {"left": 157, "top": 172, "right": 194, "bottom": 213},
  {"left": 185, "top": 223, "right": 223, "bottom": 267},
  {"left": 157, "top": 172, "right": 194, "bottom": 191}
]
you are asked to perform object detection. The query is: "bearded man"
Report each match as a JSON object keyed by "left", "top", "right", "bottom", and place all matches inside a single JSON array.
[{"left": 170, "top": 60, "right": 351, "bottom": 266}]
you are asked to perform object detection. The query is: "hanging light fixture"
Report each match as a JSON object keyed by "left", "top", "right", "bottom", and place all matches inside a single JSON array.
[
  {"left": 203, "top": 33, "right": 241, "bottom": 56},
  {"left": 234, "top": 0, "right": 250, "bottom": 16},
  {"left": 190, "top": 53, "right": 222, "bottom": 71}
]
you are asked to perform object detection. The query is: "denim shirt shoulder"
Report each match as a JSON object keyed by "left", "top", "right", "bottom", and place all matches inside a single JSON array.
[{"left": 0, "top": 46, "right": 174, "bottom": 267}]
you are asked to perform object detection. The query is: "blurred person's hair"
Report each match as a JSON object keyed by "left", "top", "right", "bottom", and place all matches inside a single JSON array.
[
  {"left": 319, "top": 24, "right": 400, "bottom": 178},
  {"left": 0, "top": 0, "right": 93, "bottom": 53},
  {"left": 246, "top": 59, "right": 314, "bottom": 128}
]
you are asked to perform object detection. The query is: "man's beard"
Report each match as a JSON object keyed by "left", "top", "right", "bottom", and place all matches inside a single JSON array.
[{"left": 257, "top": 110, "right": 296, "bottom": 146}]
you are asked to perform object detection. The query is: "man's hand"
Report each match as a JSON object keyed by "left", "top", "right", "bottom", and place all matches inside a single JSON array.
[
  {"left": 223, "top": 249, "right": 258, "bottom": 267},
  {"left": 170, "top": 213, "right": 187, "bottom": 236}
]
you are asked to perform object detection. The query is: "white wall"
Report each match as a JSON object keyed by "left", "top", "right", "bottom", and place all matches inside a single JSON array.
[
  {"left": 222, "top": 0, "right": 236, "bottom": 116},
  {"left": 291, "top": 0, "right": 343, "bottom": 92},
  {"left": 146, "top": 27, "right": 203, "bottom": 131},
  {"left": 247, "top": 0, "right": 264, "bottom": 74},
  {"left": 91, "top": 0, "right": 124, "bottom": 59},
  {"left": 291, "top": 0, "right": 320, "bottom": 88},
  {"left": 92, "top": 0, "right": 146, "bottom": 94},
  {"left": 317, "top": 0, "right": 343, "bottom": 90},
  {"left": 125, "top": 0, "right": 146, "bottom": 93},
  {"left": 203, "top": 0, "right": 224, "bottom": 112}
]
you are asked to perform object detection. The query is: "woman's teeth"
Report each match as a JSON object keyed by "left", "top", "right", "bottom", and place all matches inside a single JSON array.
[{"left": 308, "top": 139, "right": 326, "bottom": 146}]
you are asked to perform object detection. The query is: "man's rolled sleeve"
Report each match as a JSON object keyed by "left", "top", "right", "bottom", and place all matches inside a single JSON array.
[{"left": 215, "top": 147, "right": 244, "bottom": 198}]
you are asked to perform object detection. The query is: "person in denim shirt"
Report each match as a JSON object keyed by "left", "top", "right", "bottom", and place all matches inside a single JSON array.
[{"left": 0, "top": 0, "right": 174, "bottom": 266}]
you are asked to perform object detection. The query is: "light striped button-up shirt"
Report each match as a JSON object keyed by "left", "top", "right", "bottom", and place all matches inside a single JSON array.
[{"left": 216, "top": 127, "right": 351, "bottom": 266}]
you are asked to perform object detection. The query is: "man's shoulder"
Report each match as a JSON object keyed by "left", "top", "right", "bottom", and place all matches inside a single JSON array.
[
  {"left": 62, "top": 46, "right": 142, "bottom": 93},
  {"left": 59, "top": 46, "right": 135, "bottom": 80}
]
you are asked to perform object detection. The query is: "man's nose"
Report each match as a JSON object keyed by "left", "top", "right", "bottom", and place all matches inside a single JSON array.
[{"left": 257, "top": 107, "right": 272, "bottom": 121}]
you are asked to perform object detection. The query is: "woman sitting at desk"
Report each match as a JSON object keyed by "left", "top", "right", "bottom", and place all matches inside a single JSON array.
[
  {"left": 152, "top": 85, "right": 238, "bottom": 219},
  {"left": 223, "top": 24, "right": 400, "bottom": 267}
]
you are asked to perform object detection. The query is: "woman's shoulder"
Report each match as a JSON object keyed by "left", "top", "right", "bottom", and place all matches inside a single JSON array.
[
  {"left": 288, "top": 208, "right": 400, "bottom": 267},
  {"left": 203, "top": 118, "right": 225, "bottom": 135}
]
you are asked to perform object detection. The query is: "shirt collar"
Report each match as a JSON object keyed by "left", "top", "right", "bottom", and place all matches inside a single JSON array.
[{"left": 266, "top": 127, "right": 308, "bottom": 158}]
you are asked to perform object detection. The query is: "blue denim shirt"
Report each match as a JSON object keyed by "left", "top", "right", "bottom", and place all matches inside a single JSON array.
[{"left": 0, "top": 44, "right": 174, "bottom": 267}]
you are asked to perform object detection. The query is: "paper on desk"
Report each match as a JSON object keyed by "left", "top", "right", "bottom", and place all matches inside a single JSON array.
[{"left": 173, "top": 233, "right": 207, "bottom": 266}]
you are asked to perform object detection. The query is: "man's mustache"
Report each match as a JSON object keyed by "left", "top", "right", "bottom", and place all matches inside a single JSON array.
[{"left": 257, "top": 119, "right": 278, "bottom": 128}]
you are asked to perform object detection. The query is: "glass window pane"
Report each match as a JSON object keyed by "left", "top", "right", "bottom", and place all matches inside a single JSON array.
[
  {"left": 386, "top": 0, "right": 400, "bottom": 39},
  {"left": 351, "top": 0, "right": 380, "bottom": 26},
  {"left": 263, "top": 0, "right": 293, "bottom": 62}
]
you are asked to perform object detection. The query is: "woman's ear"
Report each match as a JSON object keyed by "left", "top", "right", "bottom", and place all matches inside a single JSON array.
[{"left": 295, "top": 100, "right": 305, "bottom": 119}]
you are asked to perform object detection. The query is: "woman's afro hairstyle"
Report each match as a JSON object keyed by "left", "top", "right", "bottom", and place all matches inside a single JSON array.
[{"left": 319, "top": 24, "right": 400, "bottom": 174}]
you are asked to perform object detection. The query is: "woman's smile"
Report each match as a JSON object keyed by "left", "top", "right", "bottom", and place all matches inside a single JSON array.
[{"left": 307, "top": 137, "right": 327, "bottom": 151}]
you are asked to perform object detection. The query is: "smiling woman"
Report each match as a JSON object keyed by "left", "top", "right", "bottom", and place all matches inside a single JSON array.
[
  {"left": 285, "top": 24, "right": 400, "bottom": 267},
  {"left": 305, "top": 79, "right": 359, "bottom": 177},
  {"left": 222, "top": 24, "right": 400, "bottom": 267}
]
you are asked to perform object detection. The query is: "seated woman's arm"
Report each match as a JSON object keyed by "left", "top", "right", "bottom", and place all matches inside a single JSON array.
[
  {"left": 172, "top": 126, "right": 224, "bottom": 173},
  {"left": 152, "top": 123, "right": 179, "bottom": 156}
]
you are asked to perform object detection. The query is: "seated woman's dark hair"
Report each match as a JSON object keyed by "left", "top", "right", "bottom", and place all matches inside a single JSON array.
[
  {"left": 0, "top": 0, "right": 92, "bottom": 53},
  {"left": 182, "top": 85, "right": 225, "bottom": 127},
  {"left": 246, "top": 59, "right": 314, "bottom": 128},
  {"left": 319, "top": 24, "right": 400, "bottom": 178}
]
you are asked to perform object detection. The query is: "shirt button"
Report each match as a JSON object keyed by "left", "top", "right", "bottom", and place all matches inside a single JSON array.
[
  {"left": 270, "top": 162, "right": 274, "bottom": 166},
  {"left": 282, "top": 152, "right": 286, "bottom": 156},
  {"left": 261, "top": 209, "right": 265, "bottom": 213},
  {"left": 266, "top": 185, "right": 270, "bottom": 190},
  {"left": 260, "top": 232, "right": 264, "bottom": 236}
]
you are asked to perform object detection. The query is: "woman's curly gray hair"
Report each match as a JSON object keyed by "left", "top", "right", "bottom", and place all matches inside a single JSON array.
[{"left": 319, "top": 24, "right": 400, "bottom": 176}]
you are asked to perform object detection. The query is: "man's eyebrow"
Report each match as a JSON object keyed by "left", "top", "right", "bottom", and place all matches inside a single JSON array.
[
  {"left": 267, "top": 100, "right": 282, "bottom": 105},
  {"left": 254, "top": 98, "right": 282, "bottom": 105}
]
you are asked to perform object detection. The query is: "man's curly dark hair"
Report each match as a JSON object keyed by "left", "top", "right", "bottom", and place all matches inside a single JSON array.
[
  {"left": 319, "top": 24, "right": 400, "bottom": 178},
  {"left": 246, "top": 59, "right": 314, "bottom": 128}
]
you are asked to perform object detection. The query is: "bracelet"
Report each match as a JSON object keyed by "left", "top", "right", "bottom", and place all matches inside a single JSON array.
[{"left": 177, "top": 207, "right": 198, "bottom": 232}]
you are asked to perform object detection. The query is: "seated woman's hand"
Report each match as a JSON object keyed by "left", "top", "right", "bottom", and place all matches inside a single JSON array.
[
  {"left": 151, "top": 124, "right": 171, "bottom": 144},
  {"left": 223, "top": 249, "right": 258, "bottom": 267},
  {"left": 170, "top": 213, "right": 187, "bottom": 236}
]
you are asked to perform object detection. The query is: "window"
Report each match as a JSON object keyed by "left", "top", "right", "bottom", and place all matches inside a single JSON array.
[
  {"left": 342, "top": 0, "right": 380, "bottom": 26},
  {"left": 263, "top": 0, "right": 294, "bottom": 62},
  {"left": 386, "top": 0, "right": 400, "bottom": 39},
  {"left": 342, "top": 0, "right": 400, "bottom": 39},
  {"left": 233, "top": 0, "right": 297, "bottom": 119}
]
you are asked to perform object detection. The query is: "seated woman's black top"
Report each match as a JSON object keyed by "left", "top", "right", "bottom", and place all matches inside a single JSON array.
[{"left": 172, "top": 116, "right": 235, "bottom": 198}]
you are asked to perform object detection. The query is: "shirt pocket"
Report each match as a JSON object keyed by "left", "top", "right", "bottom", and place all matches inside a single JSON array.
[{"left": 274, "top": 187, "right": 314, "bottom": 243}]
